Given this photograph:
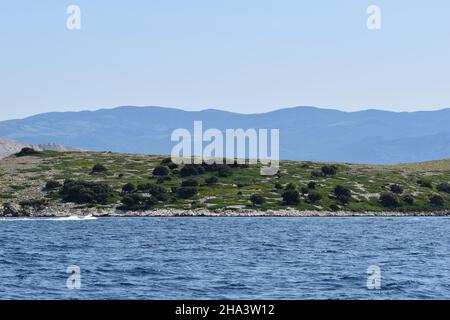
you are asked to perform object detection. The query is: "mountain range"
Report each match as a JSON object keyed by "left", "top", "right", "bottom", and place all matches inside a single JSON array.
[{"left": 0, "top": 106, "right": 449, "bottom": 164}]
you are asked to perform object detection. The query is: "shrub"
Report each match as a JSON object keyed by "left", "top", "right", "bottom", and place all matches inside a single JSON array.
[
  {"left": 275, "top": 182, "right": 283, "bottom": 190},
  {"left": 177, "top": 186, "right": 198, "bottom": 199},
  {"left": 180, "top": 165, "right": 200, "bottom": 177},
  {"left": 181, "top": 179, "right": 199, "bottom": 187},
  {"left": 417, "top": 179, "right": 433, "bottom": 189},
  {"left": 168, "top": 162, "right": 178, "bottom": 170},
  {"left": 379, "top": 192, "right": 400, "bottom": 207},
  {"left": 307, "top": 181, "right": 317, "bottom": 189},
  {"left": 61, "top": 180, "right": 115, "bottom": 204},
  {"left": 15, "top": 147, "right": 38, "bottom": 157},
  {"left": 285, "top": 183, "right": 296, "bottom": 191},
  {"left": 91, "top": 164, "right": 107, "bottom": 174},
  {"left": 329, "top": 203, "right": 339, "bottom": 211},
  {"left": 311, "top": 171, "right": 324, "bottom": 178},
  {"left": 153, "top": 165, "right": 169, "bottom": 177},
  {"left": 250, "top": 194, "right": 265, "bottom": 206},
  {"left": 44, "top": 180, "right": 61, "bottom": 190},
  {"left": 390, "top": 184, "right": 404, "bottom": 194},
  {"left": 20, "top": 198, "right": 48, "bottom": 209},
  {"left": 308, "top": 191, "right": 322, "bottom": 203},
  {"left": 282, "top": 190, "right": 300, "bottom": 205},
  {"left": 205, "top": 176, "right": 219, "bottom": 185},
  {"left": 300, "top": 187, "right": 309, "bottom": 195},
  {"left": 121, "top": 194, "right": 157, "bottom": 211},
  {"left": 218, "top": 166, "right": 232, "bottom": 177},
  {"left": 121, "top": 183, "right": 136, "bottom": 194},
  {"left": 403, "top": 195, "right": 415, "bottom": 205},
  {"left": 437, "top": 182, "right": 450, "bottom": 194},
  {"left": 334, "top": 185, "right": 351, "bottom": 204},
  {"left": 321, "top": 165, "right": 337, "bottom": 176},
  {"left": 429, "top": 194, "right": 444, "bottom": 206},
  {"left": 137, "top": 184, "right": 167, "bottom": 200}
]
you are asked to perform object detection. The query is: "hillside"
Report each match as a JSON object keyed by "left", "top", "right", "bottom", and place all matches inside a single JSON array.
[
  {"left": 1, "top": 106, "right": 450, "bottom": 164},
  {"left": 1, "top": 150, "right": 449, "bottom": 217}
]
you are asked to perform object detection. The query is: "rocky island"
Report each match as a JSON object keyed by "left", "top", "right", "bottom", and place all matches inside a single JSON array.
[{"left": 1, "top": 148, "right": 449, "bottom": 217}]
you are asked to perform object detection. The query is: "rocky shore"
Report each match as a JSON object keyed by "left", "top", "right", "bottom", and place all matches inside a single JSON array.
[{"left": 1, "top": 202, "right": 449, "bottom": 218}]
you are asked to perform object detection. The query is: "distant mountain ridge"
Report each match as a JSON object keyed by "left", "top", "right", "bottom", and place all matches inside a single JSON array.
[{"left": 0, "top": 106, "right": 449, "bottom": 164}]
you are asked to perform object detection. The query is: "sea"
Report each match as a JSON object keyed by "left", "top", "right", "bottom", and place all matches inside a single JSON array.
[{"left": 0, "top": 216, "right": 449, "bottom": 299}]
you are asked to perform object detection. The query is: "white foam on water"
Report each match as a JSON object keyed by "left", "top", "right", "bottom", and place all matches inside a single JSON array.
[{"left": 0, "top": 215, "right": 98, "bottom": 221}]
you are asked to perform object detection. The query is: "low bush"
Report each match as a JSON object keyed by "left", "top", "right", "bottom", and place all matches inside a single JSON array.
[
  {"left": 429, "top": 194, "right": 444, "bottom": 206},
  {"left": 61, "top": 180, "right": 115, "bottom": 204},
  {"left": 308, "top": 191, "right": 322, "bottom": 203},
  {"left": 91, "top": 164, "right": 107, "bottom": 174},
  {"left": 282, "top": 190, "right": 300, "bottom": 205},
  {"left": 153, "top": 165, "right": 170, "bottom": 177},
  {"left": 15, "top": 147, "right": 38, "bottom": 157},
  {"left": 205, "top": 176, "right": 219, "bottom": 185},
  {"left": 437, "top": 182, "right": 450, "bottom": 193},
  {"left": 44, "top": 180, "right": 61, "bottom": 190},
  {"left": 390, "top": 184, "right": 404, "bottom": 194},
  {"left": 334, "top": 185, "right": 351, "bottom": 204},
  {"left": 250, "top": 194, "right": 265, "bottom": 206},
  {"left": 177, "top": 186, "right": 198, "bottom": 199},
  {"left": 379, "top": 192, "right": 400, "bottom": 207}
]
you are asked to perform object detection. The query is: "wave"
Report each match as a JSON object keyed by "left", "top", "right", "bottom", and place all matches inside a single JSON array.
[{"left": 0, "top": 215, "right": 98, "bottom": 221}]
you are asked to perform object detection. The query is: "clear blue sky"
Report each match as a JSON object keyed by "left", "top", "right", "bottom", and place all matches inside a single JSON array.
[{"left": 0, "top": 0, "right": 449, "bottom": 120}]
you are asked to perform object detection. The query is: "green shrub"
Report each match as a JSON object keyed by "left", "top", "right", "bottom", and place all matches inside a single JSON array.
[
  {"left": 311, "top": 171, "right": 325, "bottom": 178},
  {"left": 307, "top": 181, "right": 317, "bottom": 189},
  {"left": 180, "top": 165, "right": 201, "bottom": 177},
  {"left": 417, "top": 179, "right": 433, "bottom": 189},
  {"left": 181, "top": 179, "right": 199, "bottom": 187},
  {"left": 168, "top": 163, "right": 178, "bottom": 170},
  {"left": 437, "top": 182, "right": 450, "bottom": 193},
  {"left": 44, "top": 180, "right": 61, "bottom": 190},
  {"left": 121, "top": 193, "right": 157, "bottom": 211},
  {"left": 390, "top": 184, "right": 404, "bottom": 194},
  {"left": 403, "top": 195, "right": 415, "bottom": 205},
  {"left": 282, "top": 190, "right": 300, "bottom": 205},
  {"left": 217, "top": 166, "right": 232, "bottom": 177},
  {"left": 285, "top": 183, "right": 296, "bottom": 191},
  {"left": 177, "top": 187, "right": 198, "bottom": 199},
  {"left": 91, "top": 164, "right": 107, "bottom": 174},
  {"left": 153, "top": 165, "right": 170, "bottom": 176},
  {"left": 334, "top": 185, "right": 351, "bottom": 204},
  {"left": 205, "top": 176, "right": 219, "bottom": 185},
  {"left": 329, "top": 203, "right": 339, "bottom": 211},
  {"left": 321, "top": 165, "right": 337, "bottom": 176},
  {"left": 379, "top": 192, "right": 400, "bottom": 207},
  {"left": 429, "top": 194, "right": 444, "bottom": 206},
  {"left": 275, "top": 182, "right": 283, "bottom": 190},
  {"left": 308, "top": 191, "right": 322, "bottom": 203},
  {"left": 15, "top": 147, "right": 38, "bottom": 157},
  {"left": 121, "top": 182, "right": 136, "bottom": 194},
  {"left": 20, "top": 198, "right": 48, "bottom": 209},
  {"left": 250, "top": 194, "right": 265, "bottom": 206},
  {"left": 61, "top": 180, "right": 115, "bottom": 204}
]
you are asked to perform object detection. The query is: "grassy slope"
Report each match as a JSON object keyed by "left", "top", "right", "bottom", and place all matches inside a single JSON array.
[{"left": 1, "top": 151, "right": 450, "bottom": 212}]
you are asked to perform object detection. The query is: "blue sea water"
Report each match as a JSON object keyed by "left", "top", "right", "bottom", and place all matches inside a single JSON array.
[{"left": 0, "top": 217, "right": 449, "bottom": 300}]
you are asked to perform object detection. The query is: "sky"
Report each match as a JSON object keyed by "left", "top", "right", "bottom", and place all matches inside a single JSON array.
[{"left": 0, "top": 0, "right": 449, "bottom": 120}]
